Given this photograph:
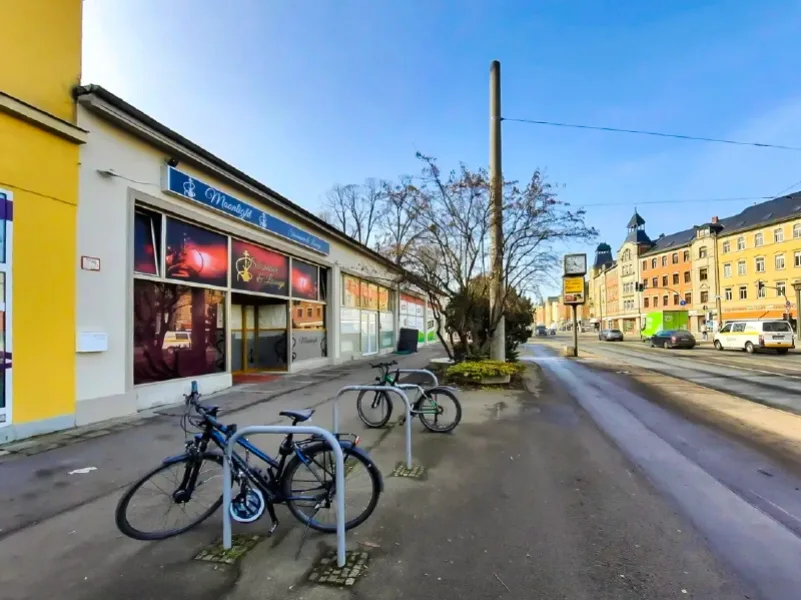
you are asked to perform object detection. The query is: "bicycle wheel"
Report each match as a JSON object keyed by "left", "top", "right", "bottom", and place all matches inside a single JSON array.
[
  {"left": 115, "top": 452, "right": 225, "bottom": 540},
  {"left": 282, "top": 441, "right": 382, "bottom": 533},
  {"left": 356, "top": 389, "right": 393, "bottom": 428},
  {"left": 416, "top": 388, "right": 462, "bottom": 433}
]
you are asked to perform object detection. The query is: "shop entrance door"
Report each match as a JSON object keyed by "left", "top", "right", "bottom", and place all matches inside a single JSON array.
[
  {"left": 231, "top": 298, "right": 288, "bottom": 372},
  {"left": 361, "top": 311, "right": 378, "bottom": 355}
]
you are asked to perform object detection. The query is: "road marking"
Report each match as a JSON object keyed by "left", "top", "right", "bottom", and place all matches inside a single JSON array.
[{"left": 749, "top": 489, "right": 801, "bottom": 526}]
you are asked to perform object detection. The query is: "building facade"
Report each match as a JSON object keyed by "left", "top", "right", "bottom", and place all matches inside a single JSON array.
[
  {"left": 589, "top": 194, "right": 801, "bottom": 337},
  {"left": 69, "top": 85, "right": 431, "bottom": 427},
  {"left": 0, "top": 0, "right": 87, "bottom": 442}
]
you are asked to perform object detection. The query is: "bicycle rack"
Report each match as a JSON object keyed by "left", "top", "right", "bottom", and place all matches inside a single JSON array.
[
  {"left": 222, "top": 426, "right": 347, "bottom": 568},
  {"left": 396, "top": 368, "right": 439, "bottom": 388},
  {"left": 332, "top": 385, "right": 413, "bottom": 468}
]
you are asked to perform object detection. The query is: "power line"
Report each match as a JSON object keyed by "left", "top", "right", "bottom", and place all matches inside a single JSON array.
[
  {"left": 502, "top": 117, "right": 801, "bottom": 151},
  {"left": 576, "top": 195, "right": 774, "bottom": 208}
]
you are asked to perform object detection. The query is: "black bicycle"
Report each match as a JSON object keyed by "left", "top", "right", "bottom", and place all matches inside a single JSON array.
[
  {"left": 356, "top": 361, "right": 462, "bottom": 433},
  {"left": 115, "top": 387, "right": 383, "bottom": 541}
]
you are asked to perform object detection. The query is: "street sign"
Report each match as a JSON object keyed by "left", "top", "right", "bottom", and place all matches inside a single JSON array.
[
  {"left": 680, "top": 300, "right": 686, "bottom": 306},
  {"left": 563, "top": 276, "right": 585, "bottom": 305}
]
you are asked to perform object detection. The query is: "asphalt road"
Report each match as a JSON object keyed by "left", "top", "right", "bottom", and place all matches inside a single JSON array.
[
  {"left": 573, "top": 335, "right": 801, "bottom": 414},
  {"left": 4, "top": 345, "right": 801, "bottom": 599}
]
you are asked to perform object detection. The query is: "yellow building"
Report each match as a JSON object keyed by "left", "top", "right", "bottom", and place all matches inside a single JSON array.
[
  {"left": 0, "top": 0, "right": 86, "bottom": 442},
  {"left": 715, "top": 199, "right": 801, "bottom": 323}
]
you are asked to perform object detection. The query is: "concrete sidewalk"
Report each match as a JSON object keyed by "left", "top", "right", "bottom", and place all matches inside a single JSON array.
[
  {"left": 0, "top": 347, "right": 442, "bottom": 539},
  {"left": 1, "top": 348, "right": 757, "bottom": 600}
]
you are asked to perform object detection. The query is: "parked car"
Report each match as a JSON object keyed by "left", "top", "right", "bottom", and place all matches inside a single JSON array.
[
  {"left": 548, "top": 327, "right": 557, "bottom": 336},
  {"left": 713, "top": 320, "right": 795, "bottom": 354},
  {"left": 648, "top": 329, "right": 696, "bottom": 349},
  {"left": 535, "top": 325, "right": 548, "bottom": 337},
  {"left": 599, "top": 328, "right": 624, "bottom": 342}
]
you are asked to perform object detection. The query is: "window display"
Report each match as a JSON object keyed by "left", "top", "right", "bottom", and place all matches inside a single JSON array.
[
  {"left": 165, "top": 218, "right": 228, "bottom": 287},
  {"left": 133, "top": 280, "right": 226, "bottom": 384},
  {"left": 291, "top": 260, "right": 319, "bottom": 300},
  {"left": 231, "top": 238, "right": 289, "bottom": 296},
  {"left": 292, "top": 300, "right": 327, "bottom": 361},
  {"left": 133, "top": 209, "right": 161, "bottom": 275}
]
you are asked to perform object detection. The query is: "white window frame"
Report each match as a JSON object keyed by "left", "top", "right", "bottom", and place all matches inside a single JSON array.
[
  {"left": 776, "top": 254, "right": 786, "bottom": 270},
  {"left": 737, "top": 236, "right": 745, "bottom": 251},
  {"left": 739, "top": 286, "right": 747, "bottom": 300},
  {"left": 754, "top": 232, "right": 764, "bottom": 247},
  {"left": 0, "top": 189, "right": 13, "bottom": 429},
  {"left": 755, "top": 257, "right": 765, "bottom": 273},
  {"left": 775, "top": 227, "right": 784, "bottom": 243}
]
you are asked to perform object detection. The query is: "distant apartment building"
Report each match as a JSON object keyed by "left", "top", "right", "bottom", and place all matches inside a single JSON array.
[{"left": 588, "top": 193, "right": 801, "bottom": 335}]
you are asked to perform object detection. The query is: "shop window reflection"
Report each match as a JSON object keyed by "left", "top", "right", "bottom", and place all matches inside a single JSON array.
[
  {"left": 133, "top": 280, "right": 226, "bottom": 384},
  {"left": 292, "top": 300, "right": 327, "bottom": 361}
]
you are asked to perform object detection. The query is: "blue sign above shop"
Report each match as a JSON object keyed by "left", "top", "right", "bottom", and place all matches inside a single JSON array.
[{"left": 164, "top": 167, "right": 330, "bottom": 255}]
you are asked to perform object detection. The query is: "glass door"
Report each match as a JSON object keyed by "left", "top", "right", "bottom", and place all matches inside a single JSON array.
[{"left": 361, "top": 311, "right": 378, "bottom": 355}]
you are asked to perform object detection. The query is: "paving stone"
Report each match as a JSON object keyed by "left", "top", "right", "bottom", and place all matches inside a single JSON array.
[
  {"left": 193, "top": 534, "right": 262, "bottom": 564},
  {"left": 308, "top": 550, "right": 371, "bottom": 587},
  {"left": 390, "top": 462, "right": 428, "bottom": 479}
]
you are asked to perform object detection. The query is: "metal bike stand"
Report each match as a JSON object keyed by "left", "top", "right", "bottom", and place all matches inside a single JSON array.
[
  {"left": 331, "top": 385, "right": 413, "bottom": 468},
  {"left": 222, "top": 425, "right": 347, "bottom": 568},
  {"left": 396, "top": 368, "right": 439, "bottom": 388}
]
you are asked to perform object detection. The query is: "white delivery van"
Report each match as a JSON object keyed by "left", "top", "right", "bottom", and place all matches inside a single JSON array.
[{"left": 713, "top": 320, "right": 795, "bottom": 354}]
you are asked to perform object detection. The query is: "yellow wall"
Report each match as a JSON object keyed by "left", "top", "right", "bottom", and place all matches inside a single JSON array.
[
  {"left": 717, "top": 221, "right": 801, "bottom": 319},
  {"left": 0, "top": 114, "right": 78, "bottom": 425},
  {"left": 0, "top": 0, "right": 82, "bottom": 432},
  {"left": 0, "top": 0, "right": 83, "bottom": 123}
]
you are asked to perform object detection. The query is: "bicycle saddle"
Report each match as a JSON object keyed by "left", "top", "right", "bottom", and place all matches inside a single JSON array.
[{"left": 279, "top": 408, "right": 315, "bottom": 422}]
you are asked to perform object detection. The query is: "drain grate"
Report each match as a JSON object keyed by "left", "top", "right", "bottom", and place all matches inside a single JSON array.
[
  {"left": 390, "top": 462, "right": 427, "bottom": 479},
  {"left": 308, "top": 550, "right": 370, "bottom": 587},
  {"left": 193, "top": 534, "right": 262, "bottom": 564}
]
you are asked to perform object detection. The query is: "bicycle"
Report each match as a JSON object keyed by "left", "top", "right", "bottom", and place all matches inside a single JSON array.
[
  {"left": 115, "top": 384, "right": 383, "bottom": 541},
  {"left": 356, "top": 360, "right": 462, "bottom": 433}
]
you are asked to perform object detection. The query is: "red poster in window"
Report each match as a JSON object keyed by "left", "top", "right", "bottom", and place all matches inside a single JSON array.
[
  {"left": 165, "top": 218, "right": 228, "bottom": 287},
  {"left": 291, "top": 260, "right": 319, "bottom": 300},
  {"left": 231, "top": 239, "right": 289, "bottom": 296}
]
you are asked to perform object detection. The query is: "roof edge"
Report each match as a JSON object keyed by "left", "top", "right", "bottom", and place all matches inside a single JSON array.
[{"left": 73, "top": 84, "right": 400, "bottom": 273}]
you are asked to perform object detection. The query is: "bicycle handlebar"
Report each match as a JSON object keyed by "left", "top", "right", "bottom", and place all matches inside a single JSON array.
[{"left": 369, "top": 360, "right": 398, "bottom": 369}]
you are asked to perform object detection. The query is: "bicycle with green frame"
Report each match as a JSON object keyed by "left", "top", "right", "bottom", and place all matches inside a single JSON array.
[{"left": 356, "top": 361, "right": 462, "bottom": 433}]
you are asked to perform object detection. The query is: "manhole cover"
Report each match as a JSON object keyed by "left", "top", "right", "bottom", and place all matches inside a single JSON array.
[
  {"left": 194, "top": 534, "right": 262, "bottom": 564},
  {"left": 308, "top": 550, "right": 370, "bottom": 587}
]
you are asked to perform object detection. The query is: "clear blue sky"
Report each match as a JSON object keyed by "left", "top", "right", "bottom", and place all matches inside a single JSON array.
[{"left": 83, "top": 0, "right": 801, "bottom": 294}]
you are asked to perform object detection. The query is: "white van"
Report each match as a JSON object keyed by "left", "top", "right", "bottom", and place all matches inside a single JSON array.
[{"left": 713, "top": 320, "right": 795, "bottom": 354}]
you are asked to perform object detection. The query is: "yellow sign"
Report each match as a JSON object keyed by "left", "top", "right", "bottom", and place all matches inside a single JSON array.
[{"left": 563, "top": 276, "right": 585, "bottom": 305}]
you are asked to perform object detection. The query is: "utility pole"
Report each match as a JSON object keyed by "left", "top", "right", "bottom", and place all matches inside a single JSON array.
[{"left": 489, "top": 59, "right": 505, "bottom": 361}]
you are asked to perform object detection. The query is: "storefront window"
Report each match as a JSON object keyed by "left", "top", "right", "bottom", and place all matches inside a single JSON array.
[
  {"left": 165, "top": 218, "right": 228, "bottom": 287},
  {"left": 133, "top": 208, "right": 162, "bottom": 275},
  {"left": 292, "top": 300, "right": 327, "bottom": 360},
  {"left": 230, "top": 238, "right": 289, "bottom": 295},
  {"left": 340, "top": 307, "right": 361, "bottom": 354},
  {"left": 133, "top": 280, "right": 226, "bottom": 384},
  {"left": 291, "top": 259, "right": 319, "bottom": 300},
  {"left": 343, "top": 275, "right": 360, "bottom": 307}
]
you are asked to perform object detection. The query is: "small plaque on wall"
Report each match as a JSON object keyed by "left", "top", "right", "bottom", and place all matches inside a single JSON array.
[{"left": 81, "top": 256, "right": 101, "bottom": 271}]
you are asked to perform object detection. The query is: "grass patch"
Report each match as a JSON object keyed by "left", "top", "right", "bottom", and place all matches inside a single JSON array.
[{"left": 446, "top": 360, "right": 525, "bottom": 383}]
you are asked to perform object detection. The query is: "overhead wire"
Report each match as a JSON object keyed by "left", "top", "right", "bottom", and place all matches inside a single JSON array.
[{"left": 502, "top": 117, "right": 801, "bottom": 152}]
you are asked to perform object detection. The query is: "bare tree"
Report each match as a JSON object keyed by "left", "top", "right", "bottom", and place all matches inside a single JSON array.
[
  {"left": 321, "top": 180, "right": 382, "bottom": 247},
  {"left": 402, "top": 153, "right": 596, "bottom": 359},
  {"left": 376, "top": 176, "right": 427, "bottom": 267}
]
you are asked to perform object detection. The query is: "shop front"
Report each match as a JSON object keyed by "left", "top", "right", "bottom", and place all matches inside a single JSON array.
[
  {"left": 341, "top": 274, "right": 395, "bottom": 359},
  {"left": 74, "top": 85, "right": 400, "bottom": 425}
]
